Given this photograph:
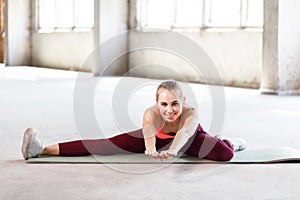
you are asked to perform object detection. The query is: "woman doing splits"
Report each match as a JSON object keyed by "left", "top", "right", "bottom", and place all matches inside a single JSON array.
[{"left": 22, "top": 80, "right": 246, "bottom": 161}]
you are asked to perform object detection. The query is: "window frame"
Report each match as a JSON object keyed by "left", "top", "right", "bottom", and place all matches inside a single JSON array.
[
  {"left": 36, "top": 0, "right": 95, "bottom": 33},
  {"left": 136, "top": 0, "right": 263, "bottom": 32}
]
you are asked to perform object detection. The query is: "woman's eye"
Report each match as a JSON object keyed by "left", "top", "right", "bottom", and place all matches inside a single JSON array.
[
  {"left": 172, "top": 102, "right": 178, "bottom": 106},
  {"left": 161, "top": 103, "right": 167, "bottom": 106}
]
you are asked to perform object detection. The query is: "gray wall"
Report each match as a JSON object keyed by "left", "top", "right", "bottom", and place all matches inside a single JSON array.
[
  {"left": 277, "top": 0, "right": 300, "bottom": 93},
  {"left": 31, "top": 0, "right": 128, "bottom": 72},
  {"left": 91, "top": 0, "right": 128, "bottom": 75},
  {"left": 6, "top": 0, "right": 128, "bottom": 73},
  {"left": 261, "top": 0, "right": 300, "bottom": 94},
  {"left": 128, "top": 31, "right": 262, "bottom": 88},
  {"left": 32, "top": 32, "right": 94, "bottom": 71},
  {"left": 5, "top": 0, "right": 31, "bottom": 65},
  {"left": 5, "top": 0, "right": 262, "bottom": 89}
]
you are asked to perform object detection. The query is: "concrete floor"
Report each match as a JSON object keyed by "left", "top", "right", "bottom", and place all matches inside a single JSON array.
[{"left": 0, "top": 66, "right": 300, "bottom": 200}]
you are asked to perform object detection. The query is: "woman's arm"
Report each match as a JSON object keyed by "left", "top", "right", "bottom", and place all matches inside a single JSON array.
[
  {"left": 159, "top": 109, "right": 199, "bottom": 160},
  {"left": 142, "top": 107, "right": 160, "bottom": 158}
]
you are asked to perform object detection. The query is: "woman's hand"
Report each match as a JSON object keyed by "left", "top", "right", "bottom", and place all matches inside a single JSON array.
[
  {"left": 145, "top": 148, "right": 159, "bottom": 159},
  {"left": 158, "top": 149, "right": 177, "bottom": 161}
]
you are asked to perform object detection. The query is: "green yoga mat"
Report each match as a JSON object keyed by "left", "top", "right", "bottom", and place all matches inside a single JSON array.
[{"left": 27, "top": 146, "right": 300, "bottom": 164}]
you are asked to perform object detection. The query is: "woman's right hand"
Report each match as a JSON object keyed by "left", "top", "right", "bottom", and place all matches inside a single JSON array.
[{"left": 145, "top": 148, "right": 159, "bottom": 159}]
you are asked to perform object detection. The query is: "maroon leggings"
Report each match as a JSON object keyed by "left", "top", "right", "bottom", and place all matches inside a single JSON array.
[{"left": 59, "top": 124, "right": 234, "bottom": 161}]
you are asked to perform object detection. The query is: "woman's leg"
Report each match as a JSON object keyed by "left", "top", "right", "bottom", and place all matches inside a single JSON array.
[
  {"left": 41, "top": 144, "right": 59, "bottom": 156},
  {"left": 183, "top": 130, "right": 234, "bottom": 161},
  {"left": 155, "top": 137, "right": 173, "bottom": 152},
  {"left": 57, "top": 129, "right": 146, "bottom": 156},
  {"left": 42, "top": 129, "right": 173, "bottom": 157}
]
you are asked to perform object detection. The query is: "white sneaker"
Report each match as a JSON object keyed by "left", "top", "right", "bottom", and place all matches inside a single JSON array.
[
  {"left": 216, "top": 135, "right": 246, "bottom": 152},
  {"left": 22, "top": 128, "right": 45, "bottom": 160}
]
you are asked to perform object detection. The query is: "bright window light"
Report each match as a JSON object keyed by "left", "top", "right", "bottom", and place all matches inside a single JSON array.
[
  {"left": 205, "top": 0, "right": 241, "bottom": 27},
  {"left": 38, "top": 0, "right": 94, "bottom": 31},
  {"left": 56, "top": 0, "right": 74, "bottom": 28},
  {"left": 146, "top": 0, "right": 175, "bottom": 28},
  {"left": 75, "top": 0, "right": 94, "bottom": 28},
  {"left": 175, "top": 0, "right": 203, "bottom": 27},
  {"left": 38, "top": 0, "right": 56, "bottom": 28},
  {"left": 137, "top": 0, "right": 263, "bottom": 30},
  {"left": 244, "top": 0, "right": 263, "bottom": 27}
]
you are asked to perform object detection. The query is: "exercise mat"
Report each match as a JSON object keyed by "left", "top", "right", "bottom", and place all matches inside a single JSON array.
[{"left": 27, "top": 146, "right": 300, "bottom": 164}]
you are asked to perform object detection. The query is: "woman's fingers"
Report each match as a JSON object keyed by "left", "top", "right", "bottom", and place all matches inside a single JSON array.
[
  {"left": 158, "top": 151, "right": 172, "bottom": 161},
  {"left": 146, "top": 150, "right": 176, "bottom": 161},
  {"left": 145, "top": 149, "right": 159, "bottom": 159},
  {"left": 150, "top": 151, "right": 159, "bottom": 158},
  {"left": 160, "top": 151, "right": 168, "bottom": 157}
]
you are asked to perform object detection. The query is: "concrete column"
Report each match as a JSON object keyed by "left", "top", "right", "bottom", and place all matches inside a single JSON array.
[
  {"left": 261, "top": 0, "right": 300, "bottom": 95},
  {"left": 5, "top": 0, "right": 31, "bottom": 66}
]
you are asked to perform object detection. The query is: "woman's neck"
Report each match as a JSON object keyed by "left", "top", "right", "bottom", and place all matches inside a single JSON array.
[{"left": 163, "top": 117, "right": 181, "bottom": 131}]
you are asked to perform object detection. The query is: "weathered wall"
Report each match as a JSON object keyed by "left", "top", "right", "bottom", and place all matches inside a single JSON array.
[
  {"left": 129, "top": 31, "right": 262, "bottom": 88},
  {"left": 278, "top": 0, "right": 300, "bottom": 93},
  {"left": 261, "top": 0, "right": 300, "bottom": 94},
  {"left": 5, "top": 0, "right": 266, "bottom": 89},
  {"left": 31, "top": 0, "right": 128, "bottom": 73},
  {"left": 32, "top": 32, "right": 94, "bottom": 71},
  {"left": 6, "top": 0, "right": 31, "bottom": 65}
]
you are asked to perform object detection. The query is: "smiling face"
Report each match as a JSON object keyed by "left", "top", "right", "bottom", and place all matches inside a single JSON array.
[{"left": 156, "top": 88, "right": 185, "bottom": 123}]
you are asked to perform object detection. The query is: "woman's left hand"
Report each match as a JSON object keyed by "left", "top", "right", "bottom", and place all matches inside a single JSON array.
[{"left": 158, "top": 149, "right": 177, "bottom": 161}]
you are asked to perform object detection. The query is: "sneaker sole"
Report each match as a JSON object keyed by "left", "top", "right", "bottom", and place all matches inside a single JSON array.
[{"left": 21, "top": 128, "right": 35, "bottom": 160}]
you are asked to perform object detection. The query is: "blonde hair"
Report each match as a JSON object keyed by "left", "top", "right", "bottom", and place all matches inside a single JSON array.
[{"left": 156, "top": 80, "right": 183, "bottom": 101}]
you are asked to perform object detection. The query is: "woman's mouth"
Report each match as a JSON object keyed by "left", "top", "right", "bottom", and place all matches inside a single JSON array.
[{"left": 165, "top": 113, "right": 176, "bottom": 120}]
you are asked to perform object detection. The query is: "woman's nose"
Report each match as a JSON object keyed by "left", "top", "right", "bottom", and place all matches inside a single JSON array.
[{"left": 167, "top": 106, "right": 173, "bottom": 113}]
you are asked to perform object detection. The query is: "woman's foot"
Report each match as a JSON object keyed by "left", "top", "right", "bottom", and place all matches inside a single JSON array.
[
  {"left": 22, "top": 128, "right": 45, "bottom": 160},
  {"left": 228, "top": 137, "right": 247, "bottom": 152},
  {"left": 216, "top": 135, "right": 247, "bottom": 152}
]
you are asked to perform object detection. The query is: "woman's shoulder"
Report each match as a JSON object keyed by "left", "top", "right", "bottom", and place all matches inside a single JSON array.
[
  {"left": 144, "top": 105, "right": 160, "bottom": 116},
  {"left": 182, "top": 105, "right": 198, "bottom": 119},
  {"left": 183, "top": 104, "right": 197, "bottom": 113},
  {"left": 143, "top": 105, "right": 162, "bottom": 126}
]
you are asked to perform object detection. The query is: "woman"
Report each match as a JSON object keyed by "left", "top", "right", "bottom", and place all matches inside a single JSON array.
[{"left": 22, "top": 80, "right": 246, "bottom": 161}]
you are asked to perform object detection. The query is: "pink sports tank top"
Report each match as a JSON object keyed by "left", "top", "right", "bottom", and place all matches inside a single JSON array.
[{"left": 156, "top": 128, "right": 176, "bottom": 139}]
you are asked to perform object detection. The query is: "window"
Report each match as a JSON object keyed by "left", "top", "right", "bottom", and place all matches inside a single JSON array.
[
  {"left": 38, "top": 0, "right": 94, "bottom": 32},
  {"left": 204, "top": 0, "right": 241, "bottom": 27},
  {"left": 204, "top": 0, "right": 263, "bottom": 28},
  {"left": 175, "top": 0, "right": 203, "bottom": 27},
  {"left": 136, "top": 0, "right": 263, "bottom": 30},
  {"left": 242, "top": 0, "right": 264, "bottom": 27},
  {"left": 137, "top": 0, "right": 173, "bottom": 28}
]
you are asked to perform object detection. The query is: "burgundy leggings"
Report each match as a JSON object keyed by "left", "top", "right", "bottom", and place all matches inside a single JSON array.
[{"left": 59, "top": 124, "right": 234, "bottom": 161}]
